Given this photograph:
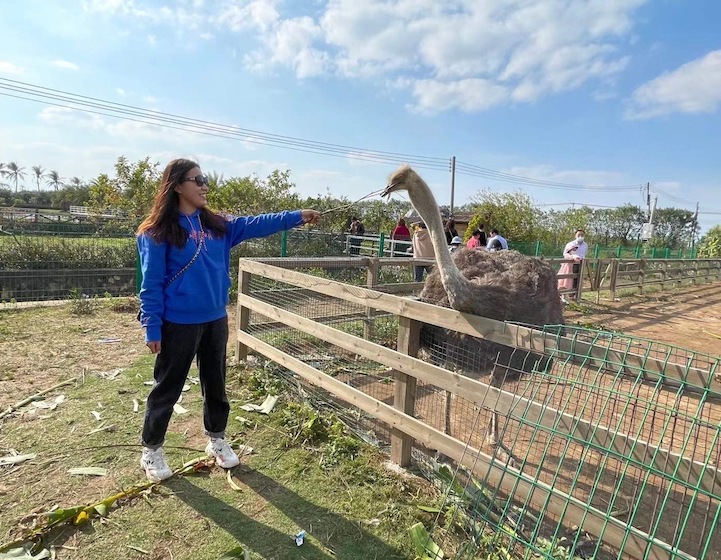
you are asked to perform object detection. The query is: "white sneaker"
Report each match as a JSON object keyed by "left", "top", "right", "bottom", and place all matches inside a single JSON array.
[
  {"left": 140, "top": 447, "right": 173, "bottom": 482},
  {"left": 206, "top": 438, "right": 240, "bottom": 469}
]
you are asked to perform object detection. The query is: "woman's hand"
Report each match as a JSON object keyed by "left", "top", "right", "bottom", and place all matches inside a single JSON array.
[
  {"left": 147, "top": 341, "right": 161, "bottom": 354},
  {"left": 300, "top": 209, "right": 321, "bottom": 225}
]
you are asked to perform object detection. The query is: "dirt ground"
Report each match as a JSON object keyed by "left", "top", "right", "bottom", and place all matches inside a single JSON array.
[{"left": 563, "top": 282, "right": 721, "bottom": 357}]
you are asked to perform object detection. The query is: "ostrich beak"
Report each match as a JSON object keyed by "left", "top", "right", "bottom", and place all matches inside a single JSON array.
[{"left": 381, "top": 181, "right": 399, "bottom": 198}]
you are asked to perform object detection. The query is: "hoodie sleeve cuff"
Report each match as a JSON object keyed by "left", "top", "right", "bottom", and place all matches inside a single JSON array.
[{"left": 146, "top": 325, "right": 162, "bottom": 343}]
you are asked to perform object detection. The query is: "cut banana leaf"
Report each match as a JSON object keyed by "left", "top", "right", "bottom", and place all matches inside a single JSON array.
[{"left": 409, "top": 522, "right": 444, "bottom": 560}]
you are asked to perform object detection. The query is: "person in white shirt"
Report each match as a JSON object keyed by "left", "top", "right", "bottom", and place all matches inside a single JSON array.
[
  {"left": 487, "top": 229, "right": 508, "bottom": 251},
  {"left": 564, "top": 229, "right": 588, "bottom": 292}
]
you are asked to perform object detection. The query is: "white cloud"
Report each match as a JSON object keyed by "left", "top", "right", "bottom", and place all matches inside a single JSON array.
[
  {"left": 627, "top": 50, "right": 721, "bottom": 119},
  {"left": 0, "top": 61, "right": 24, "bottom": 74},
  {"left": 116, "top": 88, "right": 127, "bottom": 97},
  {"left": 80, "top": 0, "right": 649, "bottom": 113},
  {"left": 218, "top": 0, "right": 279, "bottom": 32},
  {"left": 404, "top": 78, "right": 510, "bottom": 114},
  {"left": 52, "top": 60, "right": 79, "bottom": 71},
  {"left": 38, "top": 106, "right": 169, "bottom": 141}
]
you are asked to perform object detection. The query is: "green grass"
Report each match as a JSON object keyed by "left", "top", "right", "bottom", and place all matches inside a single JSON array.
[{"left": 0, "top": 324, "right": 443, "bottom": 559}]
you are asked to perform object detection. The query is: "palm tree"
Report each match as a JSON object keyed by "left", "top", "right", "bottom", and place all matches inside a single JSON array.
[
  {"left": 6, "top": 162, "right": 26, "bottom": 193},
  {"left": 46, "top": 170, "right": 63, "bottom": 191},
  {"left": 68, "top": 176, "right": 84, "bottom": 188},
  {"left": 32, "top": 165, "right": 46, "bottom": 191}
]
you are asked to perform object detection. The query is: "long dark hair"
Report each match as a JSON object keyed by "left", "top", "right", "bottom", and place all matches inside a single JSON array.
[{"left": 137, "top": 158, "right": 226, "bottom": 247}]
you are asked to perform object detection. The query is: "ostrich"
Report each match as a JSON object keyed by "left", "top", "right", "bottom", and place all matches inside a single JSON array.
[{"left": 382, "top": 164, "right": 565, "bottom": 462}]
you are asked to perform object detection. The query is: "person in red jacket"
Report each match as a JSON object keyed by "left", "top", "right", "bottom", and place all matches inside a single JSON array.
[{"left": 391, "top": 217, "right": 411, "bottom": 241}]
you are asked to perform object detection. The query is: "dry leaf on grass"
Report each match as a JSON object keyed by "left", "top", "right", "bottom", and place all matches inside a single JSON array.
[
  {"left": 173, "top": 403, "right": 189, "bottom": 415},
  {"left": 67, "top": 467, "right": 108, "bottom": 477},
  {"left": 239, "top": 395, "right": 277, "bottom": 415}
]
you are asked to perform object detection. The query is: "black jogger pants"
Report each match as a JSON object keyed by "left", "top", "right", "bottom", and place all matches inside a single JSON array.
[{"left": 141, "top": 317, "right": 229, "bottom": 449}]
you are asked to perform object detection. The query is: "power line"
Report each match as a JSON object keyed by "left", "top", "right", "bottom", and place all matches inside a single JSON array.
[
  {"left": 455, "top": 160, "right": 641, "bottom": 192},
  {"left": 0, "top": 77, "right": 449, "bottom": 172},
  {"left": 2, "top": 77, "right": 718, "bottom": 212}
]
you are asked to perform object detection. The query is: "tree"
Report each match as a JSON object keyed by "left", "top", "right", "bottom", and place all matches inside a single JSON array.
[
  {"left": 540, "top": 206, "right": 594, "bottom": 247},
  {"left": 31, "top": 165, "right": 46, "bottom": 191},
  {"left": 209, "top": 169, "right": 300, "bottom": 216},
  {"left": 114, "top": 156, "right": 161, "bottom": 218},
  {"left": 88, "top": 173, "right": 122, "bottom": 216},
  {"left": 46, "top": 170, "right": 63, "bottom": 191},
  {"left": 68, "top": 176, "right": 84, "bottom": 188},
  {"left": 591, "top": 204, "right": 645, "bottom": 245},
  {"left": 6, "top": 162, "right": 26, "bottom": 193},
  {"left": 651, "top": 207, "right": 699, "bottom": 248},
  {"left": 697, "top": 225, "right": 721, "bottom": 257},
  {"left": 465, "top": 189, "right": 542, "bottom": 242}
]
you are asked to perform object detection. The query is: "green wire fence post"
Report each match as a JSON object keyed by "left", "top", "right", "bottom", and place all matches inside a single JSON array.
[
  {"left": 635, "top": 245, "right": 640, "bottom": 258},
  {"left": 280, "top": 230, "right": 288, "bottom": 257},
  {"left": 535, "top": 240, "right": 541, "bottom": 256},
  {"left": 651, "top": 247, "right": 657, "bottom": 259},
  {"left": 378, "top": 233, "right": 385, "bottom": 257},
  {"left": 616, "top": 246, "right": 622, "bottom": 258},
  {"left": 593, "top": 244, "right": 599, "bottom": 258},
  {"left": 665, "top": 247, "right": 670, "bottom": 258}
]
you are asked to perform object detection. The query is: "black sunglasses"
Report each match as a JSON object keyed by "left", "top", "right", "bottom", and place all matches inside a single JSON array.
[{"left": 183, "top": 174, "right": 209, "bottom": 187}]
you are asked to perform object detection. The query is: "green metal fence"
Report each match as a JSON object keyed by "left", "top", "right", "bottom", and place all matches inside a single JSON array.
[{"left": 0, "top": 216, "right": 704, "bottom": 303}]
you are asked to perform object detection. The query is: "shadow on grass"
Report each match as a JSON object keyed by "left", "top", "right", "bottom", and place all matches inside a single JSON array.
[{"left": 168, "top": 468, "right": 409, "bottom": 560}]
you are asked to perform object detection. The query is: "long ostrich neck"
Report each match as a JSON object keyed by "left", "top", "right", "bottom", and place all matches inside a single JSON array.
[{"left": 409, "top": 177, "right": 470, "bottom": 308}]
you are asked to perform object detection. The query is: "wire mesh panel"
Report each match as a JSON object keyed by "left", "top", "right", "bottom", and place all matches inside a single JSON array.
[
  {"left": 424, "top": 330, "right": 721, "bottom": 560},
  {"left": 0, "top": 233, "right": 136, "bottom": 301},
  {"left": 236, "top": 259, "right": 721, "bottom": 560}
]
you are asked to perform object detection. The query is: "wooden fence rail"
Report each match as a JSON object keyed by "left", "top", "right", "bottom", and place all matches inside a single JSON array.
[{"left": 235, "top": 257, "right": 721, "bottom": 560}]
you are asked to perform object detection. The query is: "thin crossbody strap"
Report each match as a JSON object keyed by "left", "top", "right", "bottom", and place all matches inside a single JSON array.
[{"left": 165, "top": 239, "right": 203, "bottom": 287}]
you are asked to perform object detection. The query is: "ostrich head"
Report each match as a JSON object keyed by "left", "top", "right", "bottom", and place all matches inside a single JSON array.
[{"left": 382, "top": 164, "right": 422, "bottom": 200}]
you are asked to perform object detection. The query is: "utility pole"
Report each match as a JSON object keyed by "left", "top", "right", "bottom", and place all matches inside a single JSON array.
[
  {"left": 646, "top": 182, "right": 651, "bottom": 219},
  {"left": 692, "top": 202, "right": 699, "bottom": 251},
  {"left": 449, "top": 156, "right": 456, "bottom": 216}
]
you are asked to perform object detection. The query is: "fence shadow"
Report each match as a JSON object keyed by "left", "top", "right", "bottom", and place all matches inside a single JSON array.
[{"left": 168, "top": 469, "right": 409, "bottom": 560}]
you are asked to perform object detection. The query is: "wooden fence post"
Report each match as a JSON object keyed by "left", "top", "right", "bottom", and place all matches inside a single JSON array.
[
  {"left": 609, "top": 259, "right": 619, "bottom": 300},
  {"left": 574, "top": 260, "right": 585, "bottom": 302},
  {"left": 660, "top": 261, "right": 667, "bottom": 291},
  {"left": 391, "top": 316, "right": 421, "bottom": 467},
  {"left": 364, "top": 258, "right": 379, "bottom": 341},
  {"left": 637, "top": 260, "right": 646, "bottom": 295},
  {"left": 235, "top": 270, "right": 251, "bottom": 364}
]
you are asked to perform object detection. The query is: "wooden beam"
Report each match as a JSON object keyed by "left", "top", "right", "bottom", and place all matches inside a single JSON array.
[
  {"left": 237, "top": 330, "right": 694, "bottom": 560},
  {"left": 237, "top": 294, "right": 721, "bottom": 496}
]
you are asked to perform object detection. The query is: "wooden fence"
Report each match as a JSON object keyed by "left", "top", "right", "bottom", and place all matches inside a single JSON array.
[{"left": 234, "top": 257, "right": 721, "bottom": 560}]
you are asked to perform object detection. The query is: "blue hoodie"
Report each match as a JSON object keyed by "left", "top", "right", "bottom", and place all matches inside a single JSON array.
[{"left": 137, "top": 209, "right": 303, "bottom": 342}]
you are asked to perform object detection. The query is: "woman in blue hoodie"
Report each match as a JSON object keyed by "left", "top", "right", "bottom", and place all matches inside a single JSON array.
[{"left": 137, "top": 158, "right": 320, "bottom": 482}]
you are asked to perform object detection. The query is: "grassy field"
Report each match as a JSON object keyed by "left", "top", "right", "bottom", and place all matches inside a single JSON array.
[{"left": 0, "top": 302, "right": 446, "bottom": 560}]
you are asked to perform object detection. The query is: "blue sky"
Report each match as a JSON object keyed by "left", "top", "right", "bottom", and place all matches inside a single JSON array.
[{"left": 1, "top": 0, "right": 720, "bottom": 232}]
